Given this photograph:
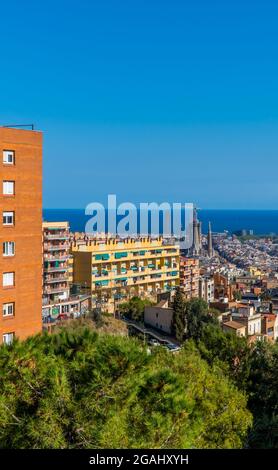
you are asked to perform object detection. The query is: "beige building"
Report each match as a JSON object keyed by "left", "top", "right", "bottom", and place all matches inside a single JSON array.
[
  {"left": 222, "top": 320, "right": 246, "bottom": 337},
  {"left": 199, "top": 275, "right": 214, "bottom": 304},
  {"left": 237, "top": 304, "right": 255, "bottom": 317},
  {"left": 232, "top": 313, "right": 262, "bottom": 336},
  {"left": 231, "top": 303, "right": 261, "bottom": 337},
  {"left": 144, "top": 299, "right": 173, "bottom": 334},
  {"left": 261, "top": 313, "right": 278, "bottom": 342}
]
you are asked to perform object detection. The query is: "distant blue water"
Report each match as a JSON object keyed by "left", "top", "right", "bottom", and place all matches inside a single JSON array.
[{"left": 43, "top": 209, "right": 278, "bottom": 236}]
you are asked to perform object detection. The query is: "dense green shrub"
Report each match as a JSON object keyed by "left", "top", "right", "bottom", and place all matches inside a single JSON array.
[{"left": 0, "top": 325, "right": 252, "bottom": 449}]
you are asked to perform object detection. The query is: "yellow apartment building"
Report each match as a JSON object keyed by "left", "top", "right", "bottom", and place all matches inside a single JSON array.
[{"left": 71, "top": 236, "right": 180, "bottom": 311}]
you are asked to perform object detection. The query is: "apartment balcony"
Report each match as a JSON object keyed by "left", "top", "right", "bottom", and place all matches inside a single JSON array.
[
  {"left": 91, "top": 265, "right": 179, "bottom": 282},
  {"left": 44, "top": 233, "right": 69, "bottom": 240},
  {"left": 44, "top": 284, "right": 69, "bottom": 295},
  {"left": 91, "top": 250, "right": 179, "bottom": 264},
  {"left": 150, "top": 274, "right": 162, "bottom": 279},
  {"left": 44, "top": 275, "right": 68, "bottom": 284},
  {"left": 42, "top": 293, "right": 90, "bottom": 308},
  {"left": 44, "top": 265, "right": 68, "bottom": 273},
  {"left": 44, "top": 244, "right": 70, "bottom": 251},
  {"left": 182, "top": 282, "right": 191, "bottom": 288},
  {"left": 44, "top": 254, "right": 68, "bottom": 262}
]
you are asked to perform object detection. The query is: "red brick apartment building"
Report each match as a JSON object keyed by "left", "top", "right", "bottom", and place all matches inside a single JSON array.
[{"left": 0, "top": 126, "right": 42, "bottom": 344}]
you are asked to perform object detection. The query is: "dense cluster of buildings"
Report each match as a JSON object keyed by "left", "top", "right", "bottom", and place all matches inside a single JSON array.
[
  {"left": 1, "top": 127, "right": 278, "bottom": 345},
  {"left": 214, "top": 233, "right": 278, "bottom": 273}
]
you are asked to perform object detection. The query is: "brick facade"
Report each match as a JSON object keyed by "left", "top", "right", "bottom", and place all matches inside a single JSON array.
[{"left": 0, "top": 127, "right": 42, "bottom": 342}]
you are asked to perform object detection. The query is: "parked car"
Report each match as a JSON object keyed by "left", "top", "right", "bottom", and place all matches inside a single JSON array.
[
  {"left": 148, "top": 338, "right": 161, "bottom": 346},
  {"left": 56, "top": 313, "right": 70, "bottom": 322},
  {"left": 165, "top": 343, "right": 181, "bottom": 352}
]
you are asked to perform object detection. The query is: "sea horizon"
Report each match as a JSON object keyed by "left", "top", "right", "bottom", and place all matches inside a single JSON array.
[{"left": 43, "top": 208, "right": 278, "bottom": 235}]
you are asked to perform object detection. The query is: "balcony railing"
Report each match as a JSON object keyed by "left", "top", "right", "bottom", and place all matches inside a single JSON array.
[
  {"left": 91, "top": 265, "right": 179, "bottom": 279},
  {"left": 44, "top": 276, "right": 68, "bottom": 284},
  {"left": 44, "top": 233, "right": 69, "bottom": 240},
  {"left": 44, "top": 244, "right": 70, "bottom": 251},
  {"left": 44, "top": 266, "right": 68, "bottom": 273},
  {"left": 42, "top": 292, "right": 90, "bottom": 306},
  {"left": 44, "top": 254, "right": 68, "bottom": 261},
  {"left": 44, "top": 284, "right": 69, "bottom": 294}
]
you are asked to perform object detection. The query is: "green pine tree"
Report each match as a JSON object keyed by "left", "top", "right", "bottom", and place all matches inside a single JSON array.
[{"left": 172, "top": 288, "right": 186, "bottom": 342}]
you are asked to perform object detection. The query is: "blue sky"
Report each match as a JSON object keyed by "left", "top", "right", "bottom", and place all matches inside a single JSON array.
[{"left": 0, "top": 0, "right": 278, "bottom": 209}]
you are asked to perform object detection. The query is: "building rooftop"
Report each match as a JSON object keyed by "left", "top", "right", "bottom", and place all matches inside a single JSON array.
[
  {"left": 223, "top": 320, "right": 246, "bottom": 330},
  {"left": 43, "top": 221, "right": 69, "bottom": 229}
]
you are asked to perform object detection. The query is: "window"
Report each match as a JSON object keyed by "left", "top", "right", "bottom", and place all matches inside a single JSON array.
[
  {"left": 3, "top": 211, "right": 14, "bottom": 226},
  {"left": 3, "top": 181, "right": 15, "bottom": 195},
  {"left": 3, "top": 150, "right": 15, "bottom": 165},
  {"left": 3, "top": 242, "right": 15, "bottom": 257},
  {"left": 3, "top": 272, "right": 14, "bottom": 287},
  {"left": 2, "top": 333, "right": 14, "bottom": 345},
  {"left": 3, "top": 303, "right": 14, "bottom": 317},
  {"left": 95, "top": 253, "right": 110, "bottom": 261}
]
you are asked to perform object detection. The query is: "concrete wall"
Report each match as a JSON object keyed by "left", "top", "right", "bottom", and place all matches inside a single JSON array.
[{"left": 144, "top": 305, "right": 173, "bottom": 334}]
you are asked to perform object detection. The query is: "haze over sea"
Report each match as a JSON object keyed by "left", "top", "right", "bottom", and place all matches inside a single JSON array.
[{"left": 43, "top": 209, "right": 278, "bottom": 236}]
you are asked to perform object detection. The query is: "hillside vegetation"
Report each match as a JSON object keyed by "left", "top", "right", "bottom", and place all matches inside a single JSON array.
[
  {"left": 0, "top": 325, "right": 251, "bottom": 449},
  {"left": 1, "top": 293, "right": 278, "bottom": 449}
]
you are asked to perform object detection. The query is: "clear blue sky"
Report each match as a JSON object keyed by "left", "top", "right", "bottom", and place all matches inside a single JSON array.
[{"left": 0, "top": 0, "right": 278, "bottom": 209}]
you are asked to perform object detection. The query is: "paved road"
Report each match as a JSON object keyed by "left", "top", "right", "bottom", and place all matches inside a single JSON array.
[{"left": 122, "top": 318, "right": 180, "bottom": 346}]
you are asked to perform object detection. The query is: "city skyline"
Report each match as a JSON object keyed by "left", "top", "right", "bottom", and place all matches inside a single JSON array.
[
  {"left": 1, "top": 1, "right": 278, "bottom": 209},
  {"left": 1, "top": 0, "right": 278, "bottom": 455}
]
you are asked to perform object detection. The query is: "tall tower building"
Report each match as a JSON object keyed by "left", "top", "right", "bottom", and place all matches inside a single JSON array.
[
  {"left": 192, "top": 207, "right": 201, "bottom": 255},
  {"left": 207, "top": 221, "right": 213, "bottom": 258},
  {"left": 0, "top": 126, "right": 42, "bottom": 344},
  {"left": 197, "top": 220, "right": 202, "bottom": 253}
]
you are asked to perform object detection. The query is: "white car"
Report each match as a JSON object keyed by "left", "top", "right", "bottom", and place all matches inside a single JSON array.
[{"left": 148, "top": 338, "right": 161, "bottom": 346}]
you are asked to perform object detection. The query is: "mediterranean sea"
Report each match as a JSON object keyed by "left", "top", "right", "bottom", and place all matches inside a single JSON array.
[{"left": 43, "top": 209, "right": 278, "bottom": 236}]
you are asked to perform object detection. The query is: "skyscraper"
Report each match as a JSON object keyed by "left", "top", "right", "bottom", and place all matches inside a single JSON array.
[{"left": 0, "top": 126, "right": 42, "bottom": 344}]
